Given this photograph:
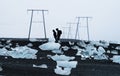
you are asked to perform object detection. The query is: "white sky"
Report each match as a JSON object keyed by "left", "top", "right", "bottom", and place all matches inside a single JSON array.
[{"left": 0, "top": 0, "right": 120, "bottom": 41}]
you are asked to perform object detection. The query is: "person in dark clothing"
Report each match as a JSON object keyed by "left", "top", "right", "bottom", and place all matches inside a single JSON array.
[
  {"left": 56, "top": 28, "right": 62, "bottom": 42},
  {"left": 52, "top": 30, "right": 57, "bottom": 42}
]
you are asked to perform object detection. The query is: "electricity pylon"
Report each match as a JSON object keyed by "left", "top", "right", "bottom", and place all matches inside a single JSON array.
[
  {"left": 27, "top": 9, "right": 48, "bottom": 40},
  {"left": 67, "top": 23, "right": 77, "bottom": 39},
  {"left": 75, "top": 17, "right": 92, "bottom": 41}
]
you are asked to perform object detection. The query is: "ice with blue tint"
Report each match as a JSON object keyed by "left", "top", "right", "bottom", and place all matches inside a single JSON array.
[
  {"left": 0, "top": 46, "right": 38, "bottom": 59},
  {"left": 111, "top": 55, "right": 120, "bottom": 64},
  {"left": 39, "top": 42, "right": 60, "bottom": 50},
  {"left": 33, "top": 64, "right": 48, "bottom": 69},
  {"left": 49, "top": 54, "right": 75, "bottom": 61}
]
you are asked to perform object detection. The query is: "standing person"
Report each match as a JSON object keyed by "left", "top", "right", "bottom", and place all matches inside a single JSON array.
[
  {"left": 52, "top": 30, "right": 57, "bottom": 42},
  {"left": 56, "top": 28, "right": 62, "bottom": 42}
]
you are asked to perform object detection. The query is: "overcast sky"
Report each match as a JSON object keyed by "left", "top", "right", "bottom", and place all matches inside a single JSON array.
[{"left": 0, "top": 0, "right": 120, "bottom": 41}]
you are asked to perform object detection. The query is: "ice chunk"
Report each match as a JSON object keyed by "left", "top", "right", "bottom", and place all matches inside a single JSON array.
[
  {"left": 0, "top": 66, "right": 3, "bottom": 71},
  {"left": 54, "top": 66, "right": 71, "bottom": 75},
  {"left": 77, "top": 41, "right": 86, "bottom": 48},
  {"left": 6, "top": 40, "right": 11, "bottom": 44},
  {"left": 50, "top": 54, "right": 75, "bottom": 61},
  {"left": 109, "top": 41, "right": 118, "bottom": 44},
  {"left": 76, "top": 48, "right": 85, "bottom": 56},
  {"left": 97, "top": 47, "right": 106, "bottom": 56},
  {"left": 85, "top": 45, "right": 98, "bottom": 56},
  {"left": 107, "top": 50, "right": 111, "bottom": 53},
  {"left": 1, "top": 39, "right": 5, "bottom": 41},
  {"left": 111, "top": 50, "right": 118, "bottom": 54},
  {"left": 71, "top": 46, "right": 80, "bottom": 50},
  {"left": 69, "top": 41, "right": 74, "bottom": 46},
  {"left": 80, "top": 51, "right": 90, "bottom": 58},
  {"left": 116, "top": 46, "right": 120, "bottom": 50},
  {"left": 29, "top": 38, "right": 38, "bottom": 42},
  {"left": 8, "top": 46, "right": 38, "bottom": 59},
  {"left": 54, "top": 61, "right": 78, "bottom": 75},
  {"left": 0, "top": 44, "right": 3, "bottom": 47},
  {"left": 16, "top": 43, "right": 19, "bottom": 47},
  {"left": 48, "top": 38, "right": 55, "bottom": 42},
  {"left": 90, "top": 41, "right": 109, "bottom": 48},
  {"left": 5, "top": 45, "right": 11, "bottom": 49},
  {"left": 94, "top": 54, "right": 108, "bottom": 60},
  {"left": 27, "top": 43, "right": 33, "bottom": 47},
  {"left": 33, "top": 64, "right": 48, "bottom": 68},
  {"left": 39, "top": 42, "right": 60, "bottom": 50},
  {"left": 0, "top": 48, "right": 8, "bottom": 56},
  {"left": 111, "top": 55, "right": 120, "bottom": 64},
  {"left": 57, "top": 61, "right": 78, "bottom": 68},
  {"left": 61, "top": 46, "right": 69, "bottom": 51},
  {"left": 52, "top": 49, "right": 63, "bottom": 54}
]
